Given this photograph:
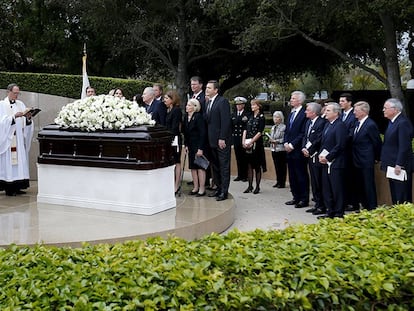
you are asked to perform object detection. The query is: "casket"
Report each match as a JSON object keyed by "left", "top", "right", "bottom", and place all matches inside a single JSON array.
[
  {"left": 37, "top": 124, "right": 175, "bottom": 169},
  {"left": 37, "top": 124, "right": 177, "bottom": 215}
]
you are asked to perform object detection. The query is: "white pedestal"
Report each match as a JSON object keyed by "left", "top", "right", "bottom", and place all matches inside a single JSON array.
[{"left": 37, "top": 164, "right": 176, "bottom": 215}]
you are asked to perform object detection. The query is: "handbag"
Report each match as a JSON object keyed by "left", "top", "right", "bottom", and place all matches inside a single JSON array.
[{"left": 194, "top": 155, "right": 210, "bottom": 170}]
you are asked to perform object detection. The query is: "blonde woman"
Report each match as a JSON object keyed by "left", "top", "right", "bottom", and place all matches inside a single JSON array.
[{"left": 183, "top": 99, "right": 208, "bottom": 196}]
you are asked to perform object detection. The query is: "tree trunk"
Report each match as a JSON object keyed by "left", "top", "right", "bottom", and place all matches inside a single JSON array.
[{"left": 379, "top": 13, "right": 404, "bottom": 105}]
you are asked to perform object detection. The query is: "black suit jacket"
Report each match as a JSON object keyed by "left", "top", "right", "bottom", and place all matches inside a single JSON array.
[
  {"left": 206, "top": 95, "right": 232, "bottom": 148},
  {"left": 284, "top": 106, "right": 307, "bottom": 159},
  {"left": 352, "top": 117, "right": 381, "bottom": 168},
  {"left": 302, "top": 116, "right": 326, "bottom": 158},
  {"left": 380, "top": 113, "right": 413, "bottom": 172},
  {"left": 147, "top": 99, "right": 167, "bottom": 125},
  {"left": 320, "top": 118, "right": 347, "bottom": 169}
]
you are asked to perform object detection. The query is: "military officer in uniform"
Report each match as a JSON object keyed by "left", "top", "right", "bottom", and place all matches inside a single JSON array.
[{"left": 231, "top": 96, "right": 250, "bottom": 181}]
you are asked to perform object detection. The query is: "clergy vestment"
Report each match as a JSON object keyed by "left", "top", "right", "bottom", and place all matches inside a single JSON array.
[{"left": 0, "top": 97, "right": 34, "bottom": 193}]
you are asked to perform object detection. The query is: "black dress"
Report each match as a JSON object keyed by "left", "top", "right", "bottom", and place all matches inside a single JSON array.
[
  {"left": 183, "top": 112, "right": 207, "bottom": 169},
  {"left": 165, "top": 106, "right": 183, "bottom": 163},
  {"left": 245, "top": 113, "right": 266, "bottom": 171}
]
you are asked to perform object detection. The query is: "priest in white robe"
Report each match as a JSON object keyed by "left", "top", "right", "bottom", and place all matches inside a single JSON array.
[{"left": 0, "top": 83, "right": 34, "bottom": 196}]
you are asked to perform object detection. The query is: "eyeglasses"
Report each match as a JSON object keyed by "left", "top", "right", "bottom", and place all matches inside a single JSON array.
[{"left": 383, "top": 106, "right": 395, "bottom": 110}]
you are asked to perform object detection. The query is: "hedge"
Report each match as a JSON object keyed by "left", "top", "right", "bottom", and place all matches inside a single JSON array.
[
  {"left": 0, "top": 204, "right": 413, "bottom": 310},
  {"left": 0, "top": 72, "right": 153, "bottom": 100}
]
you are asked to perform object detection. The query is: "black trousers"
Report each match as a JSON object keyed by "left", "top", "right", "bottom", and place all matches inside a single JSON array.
[
  {"left": 210, "top": 145, "right": 231, "bottom": 195},
  {"left": 271, "top": 151, "right": 287, "bottom": 186}
]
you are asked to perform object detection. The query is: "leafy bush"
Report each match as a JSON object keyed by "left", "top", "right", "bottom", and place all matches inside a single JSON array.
[
  {"left": 0, "top": 206, "right": 413, "bottom": 310},
  {"left": 0, "top": 72, "right": 152, "bottom": 100}
]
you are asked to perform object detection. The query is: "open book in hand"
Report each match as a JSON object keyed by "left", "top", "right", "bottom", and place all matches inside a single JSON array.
[{"left": 24, "top": 108, "right": 41, "bottom": 117}]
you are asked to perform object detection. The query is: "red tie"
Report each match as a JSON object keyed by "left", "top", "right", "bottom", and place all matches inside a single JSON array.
[{"left": 192, "top": 95, "right": 196, "bottom": 99}]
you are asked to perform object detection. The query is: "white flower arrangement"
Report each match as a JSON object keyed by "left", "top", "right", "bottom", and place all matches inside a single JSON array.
[{"left": 54, "top": 95, "right": 156, "bottom": 131}]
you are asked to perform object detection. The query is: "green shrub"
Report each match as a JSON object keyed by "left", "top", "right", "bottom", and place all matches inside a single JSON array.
[
  {"left": 0, "top": 72, "right": 152, "bottom": 100},
  {"left": 0, "top": 204, "right": 413, "bottom": 310}
]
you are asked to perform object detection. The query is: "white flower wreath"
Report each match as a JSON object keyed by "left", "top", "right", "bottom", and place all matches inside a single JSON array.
[{"left": 54, "top": 95, "right": 155, "bottom": 131}]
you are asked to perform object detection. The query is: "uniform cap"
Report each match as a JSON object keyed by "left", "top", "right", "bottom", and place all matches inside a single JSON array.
[{"left": 234, "top": 96, "right": 247, "bottom": 104}]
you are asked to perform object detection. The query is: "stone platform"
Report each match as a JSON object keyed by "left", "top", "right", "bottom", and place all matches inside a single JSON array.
[{"left": 0, "top": 181, "right": 235, "bottom": 247}]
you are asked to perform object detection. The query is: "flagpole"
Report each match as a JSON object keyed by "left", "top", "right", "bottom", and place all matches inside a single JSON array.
[{"left": 81, "top": 43, "right": 90, "bottom": 99}]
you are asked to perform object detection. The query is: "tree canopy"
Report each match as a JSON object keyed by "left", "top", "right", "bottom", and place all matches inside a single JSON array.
[{"left": 0, "top": 0, "right": 413, "bottom": 106}]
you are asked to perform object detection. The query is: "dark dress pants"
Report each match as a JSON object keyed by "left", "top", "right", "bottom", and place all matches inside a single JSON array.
[
  {"left": 388, "top": 174, "right": 413, "bottom": 204},
  {"left": 308, "top": 157, "right": 324, "bottom": 210},
  {"left": 354, "top": 166, "right": 377, "bottom": 210},
  {"left": 287, "top": 157, "right": 309, "bottom": 203},
  {"left": 322, "top": 166, "right": 344, "bottom": 217},
  {"left": 211, "top": 144, "right": 231, "bottom": 195},
  {"left": 271, "top": 151, "right": 287, "bottom": 186}
]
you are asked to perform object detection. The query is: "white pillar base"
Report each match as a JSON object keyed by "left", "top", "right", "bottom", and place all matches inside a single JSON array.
[{"left": 37, "top": 164, "right": 175, "bottom": 215}]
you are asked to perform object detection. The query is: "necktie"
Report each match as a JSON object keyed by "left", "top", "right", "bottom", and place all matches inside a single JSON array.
[
  {"left": 207, "top": 100, "right": 212, "bottom": 114},
  {"left": 354, "top": 121, "right": 360, "bottom": 134},
  {"left": 289, "top": 111, "right": 296, "bottom": 128},
  {"left": 324, "top": 123, "right": 331, "bottom": 136},
  {"left": 307, "top": 120, "right": 313, "bottom": 137},
  {"left": 192, "top": 94, "right": 196, "bottom": 99},
  {"left": 342, "top": 112, "right": 347, "bottom": 121}
]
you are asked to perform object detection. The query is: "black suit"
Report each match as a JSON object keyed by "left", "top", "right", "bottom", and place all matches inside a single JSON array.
[
  {"left": 183, "top": 112, "right": 207, "bottom": 169},
  {"left": 147, "top": 99, "right": 167, "bottom": 125},
  {"left": 166, "top": 106, "right": 183, "bottom": 164},
  {"left": 284, "top": 107, "right": 309, "bottom": 204},
  {"left": 352, "top": 117, "right": 381, "bottom": 210},
  {"left": 231, "top": 109, "right": 250, "bottom": 180},
  {"left": 320, "top": 118, "right": 347, "bottom": 217},
  {"left": 341, "top": 108, "right": 358, "bottom": 208},
  {"left": 380, "top": 114, "right": 413, "bottom": 204},
  {"left": 302, "top": 116, "right": 326, "bottom": 210},
  {"left": 206, "top": 95, "right": 232, "bottom": 196}
]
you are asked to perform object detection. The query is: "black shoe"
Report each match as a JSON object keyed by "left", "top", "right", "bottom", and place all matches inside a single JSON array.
[
  {"left": 243, "top": 186, "right": 253, "bottom": 193},
  {"left": 306, "top": 208, "right": 317, "bottom": 213},
  {"left": 295, "top": 201, "right": 309, "bottom": 208},
  {"left": 234, "top": 177, "right": 242, "bottom": 181},
  {"left": 187, "top": 181, "right": 194, "bottom": 185},
  {"left": 272, "top": 183, "right": 278, "bottom": 188},
  {"left": 241, "top": 179, "right": 248, "bottom": 182},
  {"left": 189, "top": 190, "right": 198, "bottom": 195},
  {"left": 345, "top": 205, "right": 359, "bottom": 212},
  {"left": 312, "top": 208, "right": 327, "bottom": 215},
  {"left": 277, "top": 184, "right": 285, "bottom": 188},
  {"left": 16, "top": 190, "right": 26, "bottom": 195},
  {"left": 216, "top": 193, "right": 228, "bottom": 201},
  {"left": 5, "top": 191, "right": 16, "bottom": 196},
  {"left": 285, "top": 200, "right": 297, "bottom": 205},
  {"left": 208, "top": 191, "right": 221, "bottom": 197},
  {"left": 196, "top": 192, "right": 206, "bottom": 197},
  {"left": 317, "top": 215, "right": 331, "bottom": 219},
  {"left": 253, "top": 187, "right": 260, "bottom": 194}
]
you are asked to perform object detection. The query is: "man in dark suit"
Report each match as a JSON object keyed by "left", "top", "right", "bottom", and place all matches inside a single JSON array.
[
  {"left": 284, "top": 90, "right": 309, "bottom": 208},
  {"left": 318, "top": 102, "right": 347, "bottom": 218},
  {"left": 301, "top": 102, "right": 326, "bottom": 215},
  {"left": 205, "top": 80, "right": 232, "bottom": 201},
  {"left": 352, "top": 101, "right": 382, "bottom": 210},
  {"left": 380, "top": 98, "right": 413, "bottom": 204},
  {"left": 142, "top": 86, "right": 167, "bottom": 125},
  {"left": 190, "top": 76, "right": 206, "bottom": 113},
  {"left": 339, "top": 92, "right": 359, "bottom": 211},
  {"left": 231, "top": 96, "right": 250, "bottom": 182}
]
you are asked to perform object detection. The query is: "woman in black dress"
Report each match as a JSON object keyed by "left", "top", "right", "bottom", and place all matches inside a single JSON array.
[
  {"left": 164, "top": 90, "right": 183, "bottom": 194},
  {"left": 183, "top": 98, "right": 207, "bottom": 196},
  {"left": 242, "top": 99, "right": 266, "bottom": 194}
]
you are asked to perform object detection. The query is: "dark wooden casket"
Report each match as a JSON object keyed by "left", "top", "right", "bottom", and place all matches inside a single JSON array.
[{"left": 37, "top": 124, "right": 176, "bottom": 170}]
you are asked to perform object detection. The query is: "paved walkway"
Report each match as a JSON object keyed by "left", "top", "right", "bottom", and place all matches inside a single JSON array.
[{"left": 224, "top": 176, "right": 318, "bottom": 232}]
